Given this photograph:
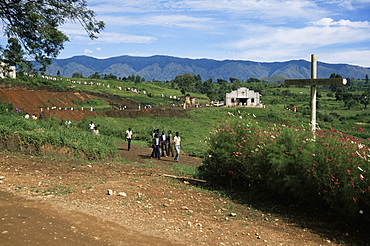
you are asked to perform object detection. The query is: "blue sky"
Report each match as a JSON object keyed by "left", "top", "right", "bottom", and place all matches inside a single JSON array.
[{"left": 4, "top": 0, "right": 370, "bottom": 67}]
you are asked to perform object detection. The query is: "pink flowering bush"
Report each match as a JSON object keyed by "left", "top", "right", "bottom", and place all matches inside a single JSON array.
[{"left": 200, "top": 110, "right": 370, "bottom": 222}]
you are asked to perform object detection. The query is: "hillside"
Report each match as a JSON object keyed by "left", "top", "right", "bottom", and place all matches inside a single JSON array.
[{"left": 43, "top": 55, "right": 370, "bottom": 81}]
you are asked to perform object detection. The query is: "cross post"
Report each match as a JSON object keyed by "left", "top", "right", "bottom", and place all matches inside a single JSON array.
[{"left": 284, "top": 54, "right": 347, "bottom": 132}]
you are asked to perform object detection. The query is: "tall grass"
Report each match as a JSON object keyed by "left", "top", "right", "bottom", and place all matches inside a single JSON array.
[{"left": 0, "top": 113, "right": 118, "bottom": 160}]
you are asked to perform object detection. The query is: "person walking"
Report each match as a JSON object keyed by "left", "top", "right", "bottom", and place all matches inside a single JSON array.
[
  {"left": 173, "top": 132, "right": 181, "bottom": 162},
  {"left": 153, "top": 133, "right": 161, "bottom": 159},
  {"left": 150, "top": 129, "right": 159, "bottom": 159},
  {"left": 126, "top": 128, "right": 133, "bottom": 151},
  {"left": 167, "top": 130, "right": 174, "bottom": 157},
  {"left": 160, "top": 130, "right": 167, "bottom": 157},
  {"left": 88, "top": 121, "right": 95, "bottom": 133}
]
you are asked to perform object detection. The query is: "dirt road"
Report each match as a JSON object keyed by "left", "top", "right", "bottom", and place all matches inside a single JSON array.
[{"left": 0, "top": 143, "right": 367, "bottom": 245}]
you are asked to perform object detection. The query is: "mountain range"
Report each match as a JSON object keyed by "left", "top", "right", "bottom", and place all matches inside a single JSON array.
[{"left": 44, "top": 55, "right": 370, "bottom": 82}]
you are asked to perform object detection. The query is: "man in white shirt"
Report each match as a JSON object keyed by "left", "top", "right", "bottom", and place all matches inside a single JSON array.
[
  {"left": 126, "top": 128, "right": 133, "bottom": 151},
  {"left": 173, "top": 132, "right": 181, "bottom": 162}
]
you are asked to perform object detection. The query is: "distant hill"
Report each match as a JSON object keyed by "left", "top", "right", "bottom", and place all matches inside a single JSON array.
[{"left": 44, "top": 55, "right": 370, "bottom": 82}]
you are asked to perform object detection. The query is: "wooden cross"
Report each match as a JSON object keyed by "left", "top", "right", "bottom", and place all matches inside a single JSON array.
[{"left": 284, "top": 54, "right": 347, "bottom": 132}]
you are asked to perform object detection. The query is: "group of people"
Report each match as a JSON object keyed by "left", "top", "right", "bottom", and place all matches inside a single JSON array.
[
  {"left": 88, "top": 121, "right": 100, "bottom": 135},
  {"left": 86, "top": 123, "right": 181, "bottom": 161},
  {"left": 24, "top": 113, "right": 43, "bottom": 120},
  {"left": 149, "top": 129, "right": 181, "bottom": 161}
]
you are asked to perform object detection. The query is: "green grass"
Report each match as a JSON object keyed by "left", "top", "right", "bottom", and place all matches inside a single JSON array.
[
  {"left": 1, "top": 76, "right": 369, "bottom": 161},
  {"left": 0, "top": 113, "right": 119, "bottom": 160}
]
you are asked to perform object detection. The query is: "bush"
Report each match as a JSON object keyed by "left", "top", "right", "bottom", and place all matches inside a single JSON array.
[
  {"left": 200, "top": 111, "right": 370, "bottom": 222},
  {"left": 0, "top": 114, "right": 118, "bottom": 160}
]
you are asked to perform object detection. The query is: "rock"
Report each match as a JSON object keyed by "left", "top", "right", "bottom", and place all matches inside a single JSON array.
[
  {"left": 229, "top": 213, "right": 237, "bottom": 217},
  {"left": 196, "top": 223, "right": 203, "bottom": 227},
  {"left": 107, "top": 189, "right": 114, "bottom": 195},
  {"left": 0, "top": 176, "right": 5, "bottom": 180},
  {"left": 180, "top": 206, "right": 189, "bottom": 210},
  {"left": 118, "top": 192, "right": 127, "bottom": 197}
]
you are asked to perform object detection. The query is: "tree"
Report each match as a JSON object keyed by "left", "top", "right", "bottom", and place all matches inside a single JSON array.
[
  {"left": 366, "top": 74, "right": 369, "bottom": 84},
  {"left": 359, "top": 93, "right": 369, "bottom": 109},
  {"left": 88, "top": 72, "right": 101, "bottom": 79},
  {"left": 134, "top": 75, "right": 142, "bottom": 84},
  {"left": 229, "top": 77, "right": 240, "bottom": 90},
  {"left": 342, "top": 92, "right": 357, "bottom": 110},
  {"left": 0, "top": 0, "right": 105, "bottom": 70},
  {"left": 173, "top": 73, "right": 197, "bottom": 95},
  {"left": 330, "top": 73, "right": 342, "bottom": 78},
  {"left": 200, "top": 78, "right": 213, "bottom": 94},
  {"left": 1, "top": 38, "right": 24, "bottom": 66},
  {"left": 103, "top": 73, "right": 117, "bottom": 80},
  {"left": 72, "top": 72, "right": 83, "bottom": 78},
  {"left": 247, "top": 77, "right": 261, "bottom": 83}
]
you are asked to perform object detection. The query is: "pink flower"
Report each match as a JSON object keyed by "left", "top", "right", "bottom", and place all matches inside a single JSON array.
[
  {"left": 306, "top": 169, "right": 311, "bottom": 173},
  {"left": 346, "top": 169, "right": 353, "bottom": 173},
  {"left": 359, "top": 174, "right": 365, "bottom": 180},
  {"left": 352, "top": 197, "right": 357, "bottom": 203}
]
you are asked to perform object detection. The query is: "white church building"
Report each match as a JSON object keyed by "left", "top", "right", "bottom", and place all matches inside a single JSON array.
[
  {"left": 0, "top": 62, "right": 16, "bottom": 79},
  {"left": 225, "top": 87, "right": 262, "bottom": 107}
]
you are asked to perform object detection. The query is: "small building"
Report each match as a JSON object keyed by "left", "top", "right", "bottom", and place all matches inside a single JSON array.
[
  {"left": 225, "top": 87, "right": 262, "bottom": 107},
  {"left": 185, "top": 96, "right": 196, "bottom": 105},
  {"left": 0, "top": 62, "right": 16, "bottom": 79}
]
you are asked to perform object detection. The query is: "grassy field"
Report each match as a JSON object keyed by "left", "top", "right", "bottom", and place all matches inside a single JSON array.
[{"left": 0, "top": 75, "right": 369, "bottom": 159}]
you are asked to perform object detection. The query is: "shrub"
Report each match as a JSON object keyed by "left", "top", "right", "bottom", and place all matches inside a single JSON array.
[{"left": 200, "top": 111, "right": 370, "bottom": 222}]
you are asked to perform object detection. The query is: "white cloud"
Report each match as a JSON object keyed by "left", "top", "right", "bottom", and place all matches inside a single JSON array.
[
  {"left": 311, "top": 18, "right": 370, "bottom": 27},
  {"left": 84, "top": 49, "right": 93, "bottom": 54},
  {"left": 91, "top": 0, "right": 328, "bottom": 22},
  {"left": 105, "top": 15, "right": 216, "bottom": 29},
  {"left": 61, "top": 22, "right": 156, "bottom": 44},
  {"left": 232, "top": 18, "right": 370, "bottom": 50},
  {"left": 320, "top": 50, "right": 370, "bottom": 67},
  {"left": 98, "top": 32, "right": 156, "bottom": 44}
]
